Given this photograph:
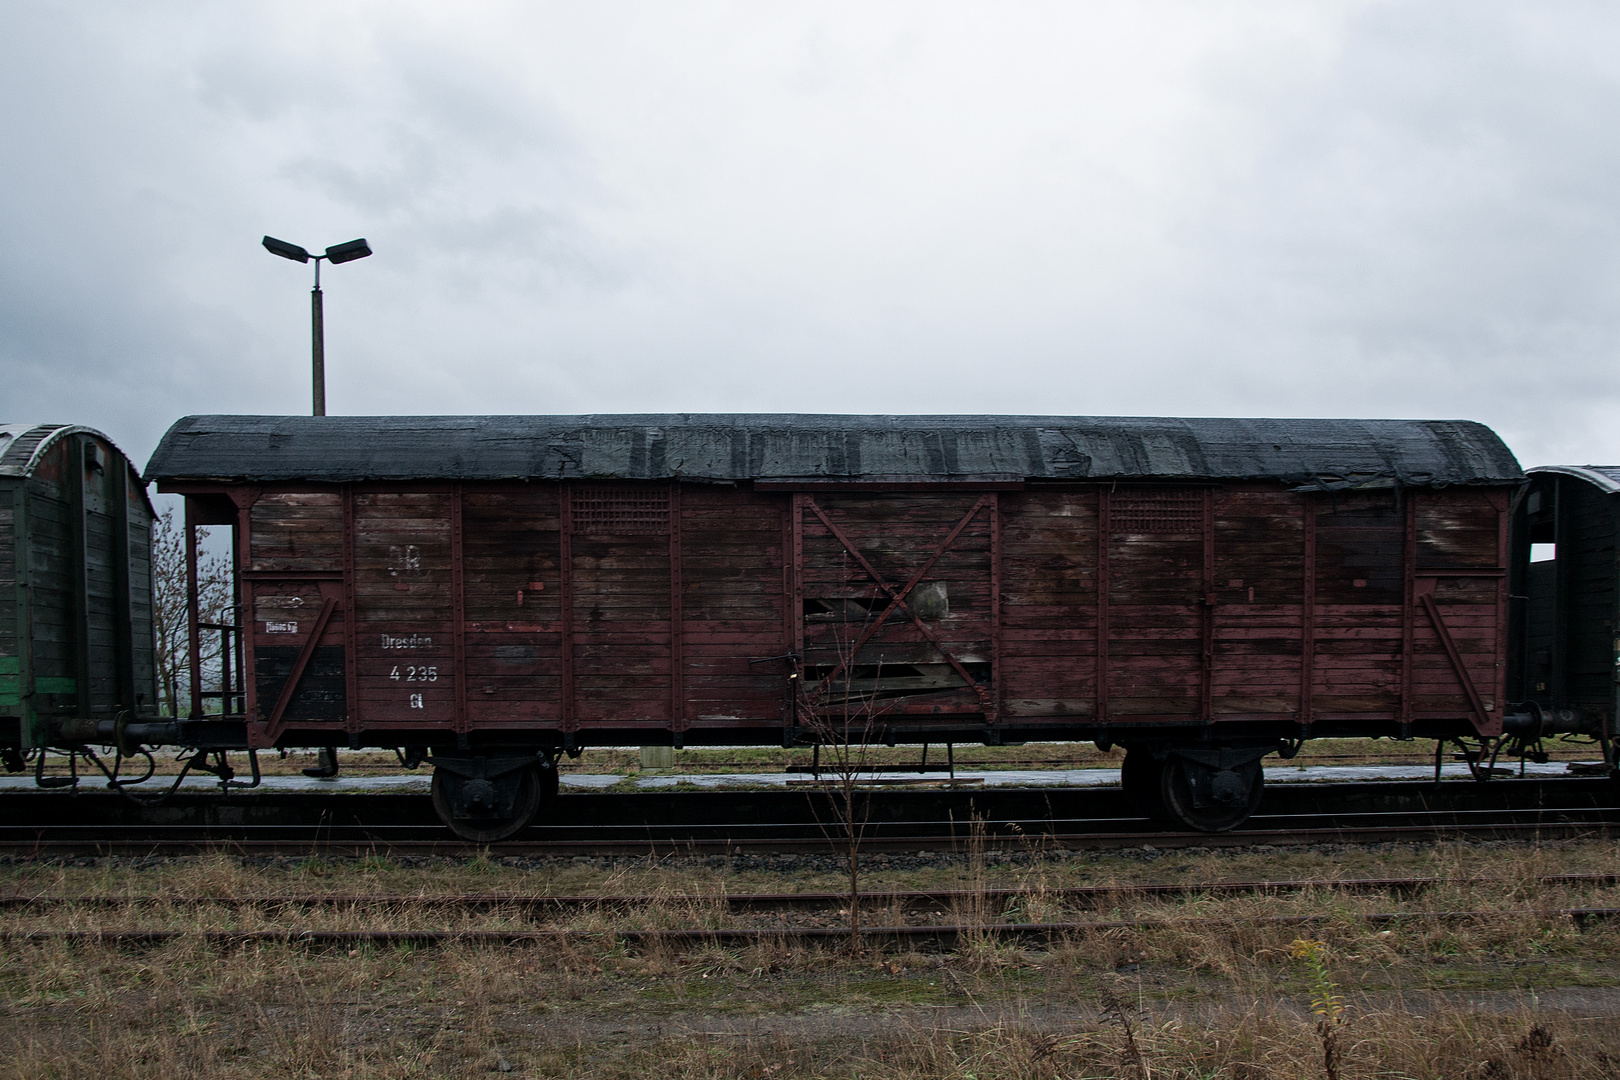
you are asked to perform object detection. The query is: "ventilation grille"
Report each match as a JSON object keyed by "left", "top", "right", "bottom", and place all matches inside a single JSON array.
[
  {"left": 572, "top": 486, "right": 669, "bottom": 535},
  {"left": 1112, "top": 488, "right": 1202, "bottom": 534}
]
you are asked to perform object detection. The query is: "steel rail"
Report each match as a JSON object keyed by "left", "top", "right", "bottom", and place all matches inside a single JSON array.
[
  {"left": 2, "top": 808, "right": 1617, "bottom": 856},
  {"left": 4, "top": 907, "right": 1617, "bottom": 949},
  {"left": 2, "top": 777, "right": 1618, "bottom": 857},
  {"left": 7, "top": 872, "right": 1617, "bottom": 913}
]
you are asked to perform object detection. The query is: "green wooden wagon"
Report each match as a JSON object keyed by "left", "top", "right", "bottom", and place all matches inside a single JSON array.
[{"left": 0, "top": 424, "right": 157, "bottom": 752}]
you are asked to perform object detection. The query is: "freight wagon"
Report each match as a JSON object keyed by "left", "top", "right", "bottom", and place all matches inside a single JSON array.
[
  {"left": 1511, "top": 464, "right": 1620, "bottom": 757},
  {"left": 0, "top": 424, "right": 159, "bottom": 763},
  {"left": 123, "top": 413, "right": 1541, "bottom": 839}
]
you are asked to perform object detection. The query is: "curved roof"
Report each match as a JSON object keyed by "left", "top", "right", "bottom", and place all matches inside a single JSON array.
[
  {"left": 146, "top": 414, "right": 1523, "bottom": 489},
  {"left": 0, "top": 423, "right": 69, "bottom": 477},
  {"left": 2, "top": 423, "right": 124, "bottom": 479},
  {"left": 1527, "top": 465, "right": 1620, "bottom": 494},
  {"left": 1, "top": 423, "right": 157, "bottom": 514}
]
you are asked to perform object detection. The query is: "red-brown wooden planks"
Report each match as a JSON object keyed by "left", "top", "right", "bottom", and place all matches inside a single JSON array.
[
  {"left": 228, "top": 475, "right": 1510, "bottom": 746},
  {"left": 350, "top": 492, "right": 455, "bottom": 728}
]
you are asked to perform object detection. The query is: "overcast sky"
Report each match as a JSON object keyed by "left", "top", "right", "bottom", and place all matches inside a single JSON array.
[{"left": 3, "top": 1, "right": 1619, "bottom": 472}]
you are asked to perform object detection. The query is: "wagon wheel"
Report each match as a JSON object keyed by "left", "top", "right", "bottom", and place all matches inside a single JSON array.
[
  {"left": 431, "top": 764, "right": 543, "bottom": 843},
  {"left": 1159, "top": 756, "right": 1264, "bottom": 833},
  {"left": 1119, "top": 748, "right": 1166, "bottom": 818}
]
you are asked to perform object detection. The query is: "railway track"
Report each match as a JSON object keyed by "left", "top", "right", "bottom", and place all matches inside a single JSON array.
[
  {"left": 8, "top": 871, "right": 1616, "bottom": 950},
  {"left": 0, "top": 778, "right": 1615, "bottom": 856},
  {"left": 5, "top": 910, "right": 1619, "bottom": 950},
  {"left": 6, "top": 905, "right": 1619, "bottom": 950},
  {"left": 7, "top": 871, "right": 1617, "bottom": 912},
  {"left": 0, "top": 809, "right": 1615, "bottom": 856}
]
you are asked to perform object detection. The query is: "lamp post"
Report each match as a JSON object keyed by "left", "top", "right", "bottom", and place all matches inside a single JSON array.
[{"left": 262, "top": 236, "right": 372, "bottom": 416}]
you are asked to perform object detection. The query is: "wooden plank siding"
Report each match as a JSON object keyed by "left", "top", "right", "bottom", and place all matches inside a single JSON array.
[
  {"left": 23, "top": 493, "right": 74, "bottom": 707},
  {"left": 1209, "top": 489, "right": 1307, "bottom": 717},
  {"left": 462, "top": 485, "right": 564, "bottom": 728},
  {"left": 246, "top": 490, "right": 348, "bottom": 732},
  {"left": 677, "top": 487, "right": 786, "bottom": 729},
  {"left": 1550, "top": 481, "right": 1617, "bottom": 710},
  {"left": 1516, "top": 470, "right": 1619, "bottom": 727},
  {"left": 997, "top": 489, "right": 1097, "bottom": 719},
  {"left": 1, "top": 428, "right": 157, "bottom": 737},
  {"left": 0, "top": 503, "right": 16, "bottom": 675},
  {"left": 352, "top": 491, "right": 457, "bottom": 729},
  {"left": 239, "top": 478, "right": 1510, "bottom": 746}
]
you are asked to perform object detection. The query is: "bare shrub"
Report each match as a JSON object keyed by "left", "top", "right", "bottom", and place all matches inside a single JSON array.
[
  {"left": 150, "top": 507, "right": 234, "bottom": 718},
  {"left": 796, "top": 624, "right": 889, "bottom": 951}
]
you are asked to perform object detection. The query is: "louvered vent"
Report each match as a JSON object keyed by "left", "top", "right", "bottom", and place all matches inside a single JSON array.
[
  {"left": 1112, "top": 488, "right": 1202, "bottom": 533},
  {"left": 571, "top": 485, "right": 669, "bottom": 535}
]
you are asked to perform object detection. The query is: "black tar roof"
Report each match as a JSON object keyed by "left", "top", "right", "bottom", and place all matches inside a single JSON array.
[{"left": 146, "top": 415, "right": 1523, "bottom": 489}]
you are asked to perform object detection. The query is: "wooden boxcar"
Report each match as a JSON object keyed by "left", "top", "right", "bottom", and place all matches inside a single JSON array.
[
  {"left": 1511, "top": 465, "right": 1620, "bottom": 754},
  {"left": 0, "top": 424, "right": 157, "bottom": 756},
  {"left": 145, "top": 414, "right": 1525, "bottom": 837}
]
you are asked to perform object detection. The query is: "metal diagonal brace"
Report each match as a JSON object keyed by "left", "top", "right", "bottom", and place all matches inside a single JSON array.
[
  {"left": 263, "top": 597, "right": 338, "bottom": 741},
  {"left": 1417, "top": 591, "right": 1493, "bottom": 734},
  {"left": 806, "top": 496, "right": 991, "bottom": 707}
]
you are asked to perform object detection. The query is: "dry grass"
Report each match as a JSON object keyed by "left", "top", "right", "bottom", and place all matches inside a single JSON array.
[
  {"left": 5, "top": 839, "right": 1620, "bottom": 1077},
  {"left": 5, "top": 943, "right": 1620, "bottom": 1079}
]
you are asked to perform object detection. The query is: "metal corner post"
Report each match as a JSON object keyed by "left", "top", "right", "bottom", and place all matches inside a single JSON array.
[
  {"left": 1400, "top": 492, "right": 1417, "bottom": 728},
  {"left": 560, "top": 483, "right": 575, "bottom": 736},
  {"left": 12, "top": 484, "right": 35, "bottom": 747},
  {"left": 1200, "top": 487, "right": 1215, "bottom": 723},
  {"left": 185, "top": 499, "right": 202, "bottom": 719},
  {"left": 1095, "top": 487, "right": 1110, "bottom": 725},
  {"left": 669, "top": 481, "right": 685, "bottom": 734},
  {"left": 110, "top": 456, "right": 135, "bottom": 712},
  {"left": 989, "top": 491, "right": 1002, "bottom": 728},
  {"left": 451, "top": 484, "right": 468, "bottom": 735},
  {"left": 1300, "top": 493, "right": 1316, "bottom": 728},
  {"left": 68, "top": 438, "right": 91, "bottom": 720}
]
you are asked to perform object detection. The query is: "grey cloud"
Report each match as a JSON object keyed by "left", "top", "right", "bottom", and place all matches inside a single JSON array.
[
  {"left": 5, "top": 2, "right": 1620, "bottom": 475},
  {"left": 1103, "top": 1, "right": 1620, "bottom": 463}
]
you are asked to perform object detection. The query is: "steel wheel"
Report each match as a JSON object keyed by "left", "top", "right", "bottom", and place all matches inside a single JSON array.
[
  {"left": 431, "top": 763, "right": 543, "bottom": 843},
  {"left": 1159, "top": 756, "right": 1264, "bottom": 833}
]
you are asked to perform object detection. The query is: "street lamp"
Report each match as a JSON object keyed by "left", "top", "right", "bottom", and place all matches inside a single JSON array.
[{"left": 262, "top": 236, "right": 373, "bottom": 416}]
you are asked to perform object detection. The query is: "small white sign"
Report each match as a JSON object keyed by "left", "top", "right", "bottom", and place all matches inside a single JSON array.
[
  {"left": 265, "top": 621, "right": 299, "bottom": 634},
  {"left": 389, "top": 544, "right": 422, "bottom": 576}
]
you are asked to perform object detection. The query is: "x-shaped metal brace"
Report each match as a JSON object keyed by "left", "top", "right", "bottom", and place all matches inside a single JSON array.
[{"left": 802, "top": 495, "right": 993, "bottom": 712}]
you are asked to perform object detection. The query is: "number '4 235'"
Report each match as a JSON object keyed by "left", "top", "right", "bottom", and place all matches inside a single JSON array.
[{"left": 390, "top": 665, "right": 438, "bottom": 682}]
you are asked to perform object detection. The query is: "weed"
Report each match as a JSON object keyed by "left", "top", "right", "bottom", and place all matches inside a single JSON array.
[
  {"left": 1291, "top": 938, "right": 1345, "bottom": 1080},
  {"left": 1099, "top": 984, "right": 1150, "bottom": 1077},
  {"left": 294, "top": 855, "right": 330, "bottom": 876}
]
